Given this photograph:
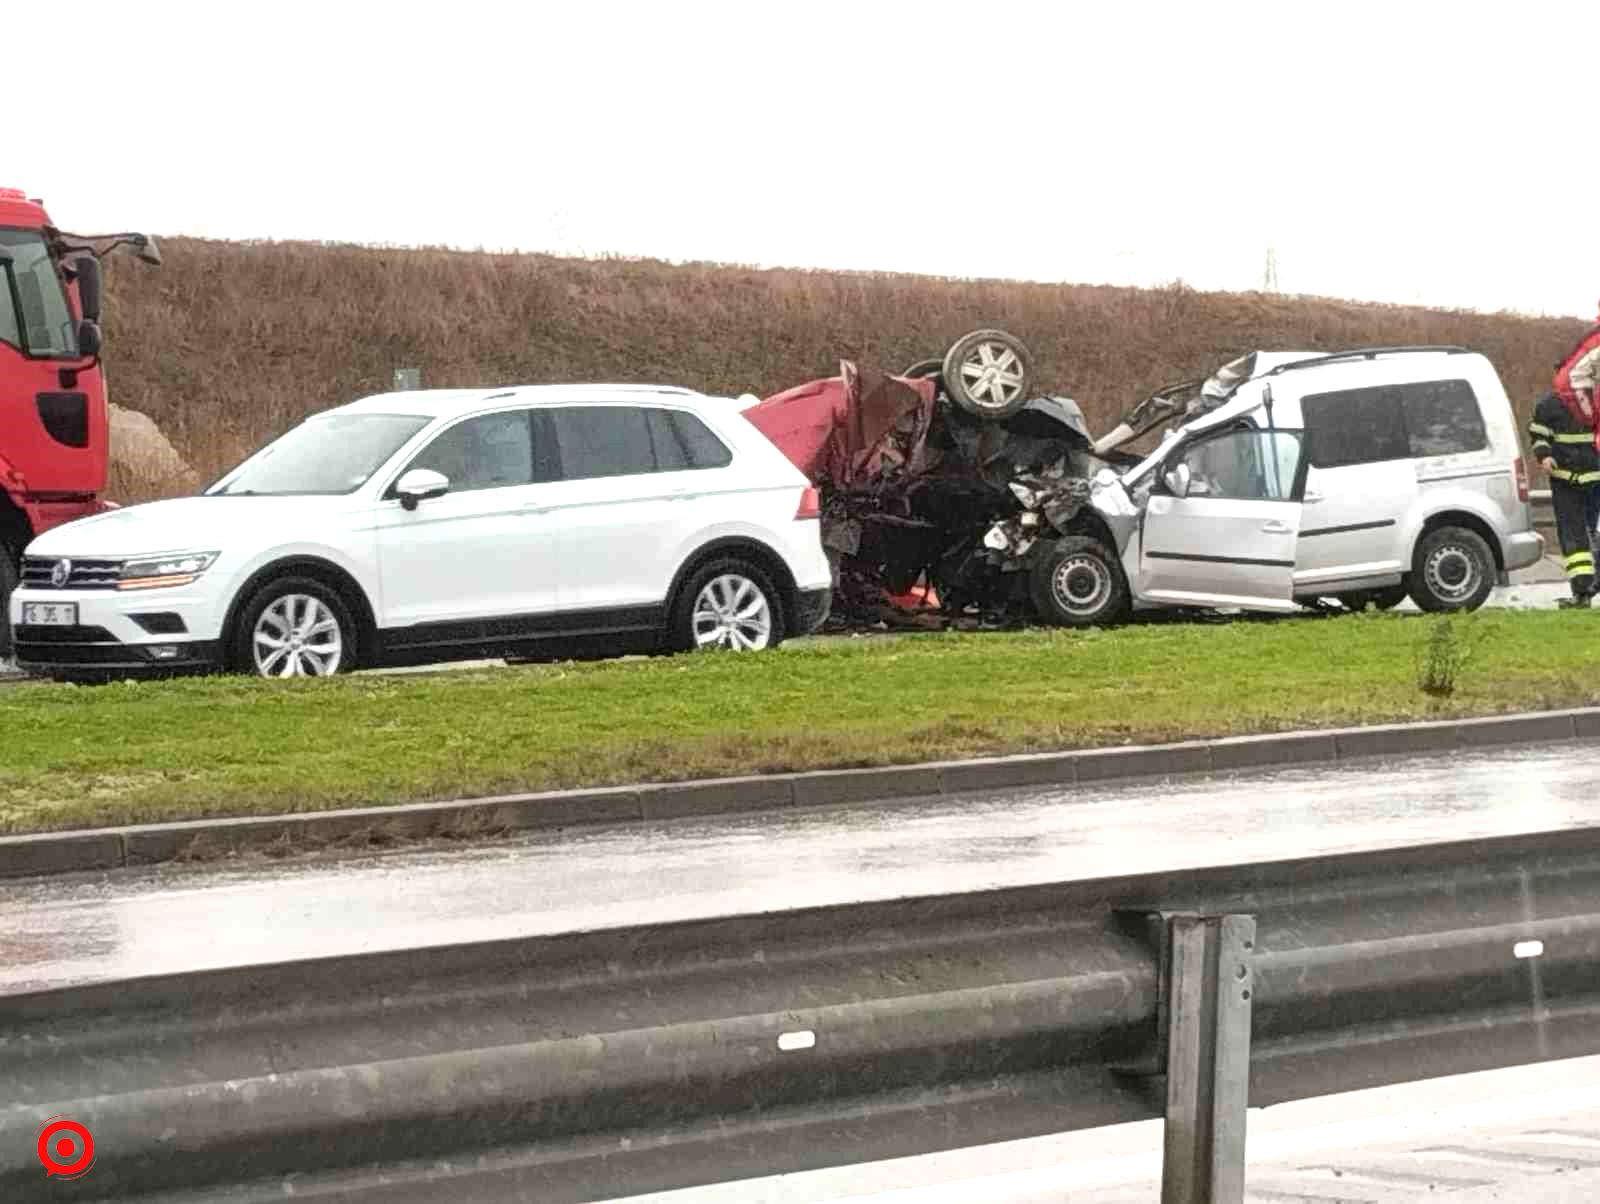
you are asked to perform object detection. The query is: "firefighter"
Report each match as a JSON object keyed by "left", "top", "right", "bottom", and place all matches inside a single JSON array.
[{"left": 1531, "top": 308, "right": 1600, "bottom": 606}]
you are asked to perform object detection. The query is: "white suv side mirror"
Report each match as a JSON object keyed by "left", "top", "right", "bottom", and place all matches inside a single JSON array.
[
  {"left": 395, "top": 468, "right": 450, "bottom": 511},
  {"left": 1164, "top": 463, "right": 1192, "bottom": 498}
]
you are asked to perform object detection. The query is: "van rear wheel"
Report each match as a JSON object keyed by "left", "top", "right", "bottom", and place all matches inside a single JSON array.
[{"left": 1409, "top": 527, "right": 1495, "bottom": 613}]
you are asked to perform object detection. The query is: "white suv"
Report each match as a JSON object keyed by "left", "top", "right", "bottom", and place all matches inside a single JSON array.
[{"left": 9, "top": 385, "right": 833, "bottom": 679}]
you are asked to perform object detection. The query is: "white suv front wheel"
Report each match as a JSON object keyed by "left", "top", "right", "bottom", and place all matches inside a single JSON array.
[{"left": 231, "top": 577, "right": 359, "bottom": 677}]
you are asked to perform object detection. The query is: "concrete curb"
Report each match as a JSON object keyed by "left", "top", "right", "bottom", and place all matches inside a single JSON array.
[{"left": 4, "top": 706, "right": 1597, "bottom": 880}]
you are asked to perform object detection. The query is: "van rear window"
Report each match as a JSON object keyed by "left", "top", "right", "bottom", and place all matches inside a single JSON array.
[{"left": 1302, "top": 379, "right": 1486, "bottom": 468}]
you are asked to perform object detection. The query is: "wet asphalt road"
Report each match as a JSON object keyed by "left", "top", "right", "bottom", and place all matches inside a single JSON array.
[{"left": 3, "top": 745, "right": 1596, "bottom": 997}]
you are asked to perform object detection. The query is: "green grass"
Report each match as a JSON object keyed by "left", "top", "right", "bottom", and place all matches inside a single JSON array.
[{"left": 4, "top": 610, "right": 1599, "bottom": 835}]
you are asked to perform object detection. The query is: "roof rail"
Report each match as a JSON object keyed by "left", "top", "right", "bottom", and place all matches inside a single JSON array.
[
  {"left": 1261, "top": 345, "right": 1471, "bottom": 379},
  {"left": 561, "top": 383, "right": 699, "bottom": 395}
]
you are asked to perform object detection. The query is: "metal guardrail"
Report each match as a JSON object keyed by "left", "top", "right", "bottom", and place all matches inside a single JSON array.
[{"left": 4, "top": 828, "right": 1600, "bottom": 1202}]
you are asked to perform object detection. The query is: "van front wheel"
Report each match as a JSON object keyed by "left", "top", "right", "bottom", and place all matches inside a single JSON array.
[
  {"left": 1029, "top": 536, "right": 1131, "bottom": 627},
  {"left": 1409, "top": 527, "right": 1495, "bottom": 613}
]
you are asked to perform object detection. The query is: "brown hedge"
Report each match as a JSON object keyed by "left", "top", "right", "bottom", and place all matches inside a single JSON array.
[{"left": 97, "top": 237, "right": 1587, "bottom": 500}]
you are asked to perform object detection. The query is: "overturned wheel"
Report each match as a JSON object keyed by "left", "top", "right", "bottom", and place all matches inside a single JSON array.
[{"left": 941, "top": 329, "right": 1035, "bottom": 421}]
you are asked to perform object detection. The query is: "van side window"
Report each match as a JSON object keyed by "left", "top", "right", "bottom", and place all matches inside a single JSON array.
[
  {"left": 1401, "top": 380, "right": 1488, "bottom": 457},
  {"left": 1302, "top": 379, "right": 1486, "bottom": 467},
  {"left": 1180, "top": 429, "right": 1302, "bottom": 501},
  {"left": 1302, "top": 388, "right": 1408, "bottom": 467}
]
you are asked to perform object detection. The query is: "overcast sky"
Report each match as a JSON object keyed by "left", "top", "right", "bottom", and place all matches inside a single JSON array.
[{"left": 13, "top": 0, "right": 1598, "bottom": 318}]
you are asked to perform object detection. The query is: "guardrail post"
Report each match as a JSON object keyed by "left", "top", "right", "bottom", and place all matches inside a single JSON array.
[{"left": 1160, "top": 913, "right": 1255, "bottom": 1204}]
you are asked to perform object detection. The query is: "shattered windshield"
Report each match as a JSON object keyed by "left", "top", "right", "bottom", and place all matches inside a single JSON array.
[
  {"left": 0, "top": 228, "right": 77, "bottom": 357},
  {"left": 207, "top": 412, "right": 431, "bottom": 496}
]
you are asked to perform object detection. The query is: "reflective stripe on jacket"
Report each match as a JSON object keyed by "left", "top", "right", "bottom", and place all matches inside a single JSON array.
[{"left": 1530, "top": 390, "right": 1600, "bottom": 482}]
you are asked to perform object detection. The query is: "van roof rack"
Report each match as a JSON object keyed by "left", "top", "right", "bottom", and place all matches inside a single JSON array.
[{"left": 1262, "top": 345, "right": 1471, "bottom": 378}]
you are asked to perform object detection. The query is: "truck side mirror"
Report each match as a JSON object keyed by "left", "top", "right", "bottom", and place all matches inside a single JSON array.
[
  {"left": 77, "top": 320, "right": 102, "bottom": 359},
  {"left": 74, "top": 255, "right": 103, "bottom": 322},
  {"left": 1164, "top": 463, "right": 1192, "bottom": 498},
  {"left": 135, "top": 235, "right": 162, "bottom": 267}
]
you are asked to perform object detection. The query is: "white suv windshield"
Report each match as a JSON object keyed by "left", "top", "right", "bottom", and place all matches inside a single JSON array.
[{"left": 207, "top": 413, "right": 430, "bottom": 496}]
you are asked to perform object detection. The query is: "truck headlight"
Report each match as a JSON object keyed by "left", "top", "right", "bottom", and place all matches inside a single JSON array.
[{"left": 117, "top": 551, "right": 219, "bottom": 591}]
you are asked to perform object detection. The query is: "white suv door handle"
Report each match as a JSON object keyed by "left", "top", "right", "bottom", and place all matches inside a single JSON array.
[
  {"left": 1261, "top": 519, "right": 1292, "bottom": 535},
  {"left": 1303, "top": 489, "right": 1324, "bottom": 504}
]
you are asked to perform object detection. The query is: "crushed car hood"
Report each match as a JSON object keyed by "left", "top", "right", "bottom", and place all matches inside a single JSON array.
[{"left": 744, "top": 365, "right": 938, "bottom": 487}]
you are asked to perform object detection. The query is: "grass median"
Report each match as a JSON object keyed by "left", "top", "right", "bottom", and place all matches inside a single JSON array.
[{"left": 4, "top": 608, "right": 1600, "bottom": 835}]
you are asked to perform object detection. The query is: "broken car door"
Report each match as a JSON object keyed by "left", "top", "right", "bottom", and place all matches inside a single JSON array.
[{"left": 1136, "top": 426, "right": 1304, "bottom": 612}]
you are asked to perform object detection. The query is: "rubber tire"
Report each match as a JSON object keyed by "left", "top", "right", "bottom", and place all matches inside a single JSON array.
[
  {"left": 669, "top": 557, "right": 786, "bottom": 653},
  {"left": 901, "top": 359, "right": 944, "bottom": 383},
  {"left": 940, "top": 329, "right": 1035, "bottom": 421},
  {"left": 228, "top": 575, "right": 360, "bottom": 677},
  {"left": 1336, "top": 585, "right": 1409, "bottom": 612},
  {"left": 1408, "top": 527, "right": 1496, "bottom": 613},
  {"left": 0, "top": 551, "right": 16, "bottom": 662},
  {"left": 1028, "top": 536, "right": 1132, "bottom": 628}
]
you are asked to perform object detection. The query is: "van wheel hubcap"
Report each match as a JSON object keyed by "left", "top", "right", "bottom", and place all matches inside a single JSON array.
[
  {"left": 693, "top": 574, "right": 772, "bottom": 650},
  {"left": 1425, "top": 545, "right": 1479, "bottom": 602},
  {"left": 253, "top": 595, "right": 344, "bottom": 676},
  {"left": 1053, "top": 556, "right": 1111, "bottom": 614}
]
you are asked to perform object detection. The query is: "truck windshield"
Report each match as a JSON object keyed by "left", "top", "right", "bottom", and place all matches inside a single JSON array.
[
  {"left": 0, "top": 228, "right": 78, "bottom": 357},
  {"left": 207, "top": 413, "right": 432, "bottom": 496}
]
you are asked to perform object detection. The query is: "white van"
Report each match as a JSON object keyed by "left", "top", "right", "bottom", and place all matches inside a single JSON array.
[{"left": 1027, "top": 347, "right": 1544, "bottom": 623}]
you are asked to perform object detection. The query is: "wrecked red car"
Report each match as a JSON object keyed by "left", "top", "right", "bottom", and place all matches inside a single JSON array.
[{"left": 743, "top": 329, "right": 1152, "bottom": 625}]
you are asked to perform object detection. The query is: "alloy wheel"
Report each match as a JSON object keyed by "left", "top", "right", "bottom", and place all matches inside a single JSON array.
[
  {"left": 692, "top": 574, "right": 773, "bottom": 650},
  {"left": 957, "top": 338, "right": 1027, "bottom": 411},
  {"left": 252, "top": 594, "right": 345, "bottom": 677}
]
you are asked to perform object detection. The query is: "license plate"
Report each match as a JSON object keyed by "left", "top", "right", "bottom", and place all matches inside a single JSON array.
[{"left": 21, "top": 602, "right": 78, "bottom": 627}]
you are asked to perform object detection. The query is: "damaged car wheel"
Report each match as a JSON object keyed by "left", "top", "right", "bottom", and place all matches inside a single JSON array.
[
  {"left": 1029, "top": 536, "right": 1131, "bottom": 628},
  {"left": 673, "top": 558, "right": 786, "bottom": 652},
  {"left": 941, "top": 329, "right": 1035, "bottom": 421}
]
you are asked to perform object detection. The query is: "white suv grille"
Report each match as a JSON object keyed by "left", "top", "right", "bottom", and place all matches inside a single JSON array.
[{"left": 20, "top": 556, "right": 123, "bottom": 590}]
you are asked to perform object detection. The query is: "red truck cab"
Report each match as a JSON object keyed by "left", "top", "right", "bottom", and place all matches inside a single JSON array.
[{"left": 0, "top": 187, "right": 158, "bottom": 657}]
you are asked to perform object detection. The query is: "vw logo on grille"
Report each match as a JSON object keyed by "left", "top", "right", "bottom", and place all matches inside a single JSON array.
[{"left": 51, "top": 558, "right": 73, "bottom": 588}]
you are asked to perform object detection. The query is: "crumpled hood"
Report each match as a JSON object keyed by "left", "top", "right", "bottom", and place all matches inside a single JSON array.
[{"left": 24, "top": 495, "right": 352, "bottom": 558}]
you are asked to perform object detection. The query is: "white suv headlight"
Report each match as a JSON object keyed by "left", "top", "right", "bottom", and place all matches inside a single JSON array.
[{"left": 117, "top": 551, "right": 220, "bottom": 591}]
